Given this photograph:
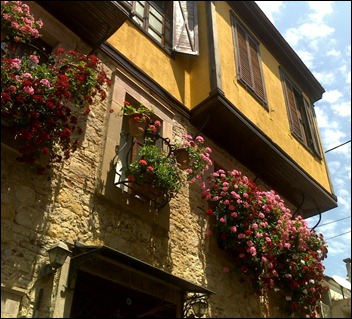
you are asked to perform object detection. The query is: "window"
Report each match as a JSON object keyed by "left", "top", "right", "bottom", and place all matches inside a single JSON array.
[
  {"left": 129, "top": 1, "right": 199, "bottom": 55},
  {"left": 231, "top": 13, "right": 267, "bottom": 105},
  {"left": 281, "top": 71, "right": 322, "bottom": 158},
  {"left": 114, "top": 94, "right": 165, "bottom": 190},
  {"left": 131, "top": 1, "right": 172, "bottom": 49}
]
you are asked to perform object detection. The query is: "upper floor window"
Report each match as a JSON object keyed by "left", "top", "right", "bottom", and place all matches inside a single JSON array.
[
  {"left": 281, "top": 70, "right": 322, "bottom": 158},
  {"left": 131, "top": 1, "right": 172, "bottom": 49},
  {"left": 128, "top": 1, "right": 199, "bottom": 55},
  {"left": 231, "top": 13, "right": 267, "bottom": 106}
]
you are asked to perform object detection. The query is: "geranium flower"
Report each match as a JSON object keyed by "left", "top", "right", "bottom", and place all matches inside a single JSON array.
[{"left": 202, "top": 168, "right": 328, "bottom": 317}]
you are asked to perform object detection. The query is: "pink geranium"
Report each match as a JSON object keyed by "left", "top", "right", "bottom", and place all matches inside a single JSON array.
[{"left": 202, "top": 168, "right": 328, "bottom": 318}]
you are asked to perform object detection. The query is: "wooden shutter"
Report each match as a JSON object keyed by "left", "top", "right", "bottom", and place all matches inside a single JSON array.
[
  {"left": 248, "top": 37, "right": 265, "bottom": 100},
  {"left": 236, "top": 24, "right": 252, "bottom": 87},
  {"left": 282, "top": 76, "right": 305, "bottom": 142},
  {"left": 304, "top": 99, "right": 322, "bottom": 157},
  {"left": 234, "top": 19, "right": 266, "bottom": 102},
  {"left": 172, "top": 1, "right": 199, "bottom": 55}
]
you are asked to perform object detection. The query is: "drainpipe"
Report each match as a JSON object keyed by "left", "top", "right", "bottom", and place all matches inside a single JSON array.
[{"left": 343, "top": 258, "right": 351, "bottom": 282}]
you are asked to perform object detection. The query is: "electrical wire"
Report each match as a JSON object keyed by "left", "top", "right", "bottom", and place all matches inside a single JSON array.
[
  {"left": 325, "top": 139, "right": 351, "bottom": 153},
  {"left": 325, "top": 231, "right": 351, "bottom": 240},
  {"left": 314, "top": 216, "right": 351, "bottom": 228}
]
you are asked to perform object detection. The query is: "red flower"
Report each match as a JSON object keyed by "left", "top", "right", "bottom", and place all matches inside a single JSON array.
[{"left": 41, "top": 147, "right": 49, "bottom": 155}]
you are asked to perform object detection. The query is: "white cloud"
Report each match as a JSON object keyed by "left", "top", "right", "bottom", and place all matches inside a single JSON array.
[
  {"left": 294, "top": 49, "right": 315, "bottom": 68},
  {"left": 313, "top": 71, "right": 335, "bottom": 85},
  {"left": 331, "top": 101, "right": 352, "bottom": 118},
  {"left": 322, "top": 90, "right": 343, "bottom": 103},
  {"left": 284, "top": 28, "right": 301, "bottom": 46},
  {"left": 299, "top": 22, "right": 335, "bottom": 39},
  {"left": 327, "top": 49, "right": 341, "bottom": 57},
  {"left": 346, "top": 71, "right": 351, "bottom": 85},
  {"left": 307, "top": 1, "right": 334, "bottom": 22},
  {"left": 335, "top": 188, "right": 351, "bottom": 211},
  {"left": 315, "top": 107, "right": 339, "bottom": 129},
  {"left": 321, "top": 128, "right": 347, "bottom": 151}
]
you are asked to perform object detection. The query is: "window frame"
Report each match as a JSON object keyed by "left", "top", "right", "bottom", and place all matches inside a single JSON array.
[
  {"left": 130, "top": 1, "right": 172, "bottom": 52},
  {"left": 231, "top": 12, "right": 268, "bottom": 108},
  {"left": 280, "top": 69, "right": 322, "bottom": 159}
]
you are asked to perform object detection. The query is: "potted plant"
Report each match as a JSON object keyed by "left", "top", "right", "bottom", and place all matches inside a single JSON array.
[
  {"left": 1, "top": 40, "right": 111, "bottom": 174},
  {"left": 121, "top": 101, "right": 155, "bottom": 137},
  {"left": 125, "top": 138, "right": 184, "bottom": 204},
  {"left": 202, "top": 168, "right": 329, "bottom": 318},
  {"left": 174, "top": 134, "right": 213, "bottom": 183}
]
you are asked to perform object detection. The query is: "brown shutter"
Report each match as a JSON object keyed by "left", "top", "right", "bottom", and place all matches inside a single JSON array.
[
  {"left": 304, "top": 100, "right": 322, "bottom": 157},
  {"left": 173, "top": 1, "right": 199, "bottom": 55},
  {"left": 236, "top": 24, "right": 252, "bottom": 87},
  {"left": 248, "top": 37, "right": 265, "bottom": 100},
  {"left": 283, "top": 77, "right": 304, "bottom": 141}
]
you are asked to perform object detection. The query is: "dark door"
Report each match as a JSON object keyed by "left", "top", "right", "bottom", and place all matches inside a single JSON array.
[{"left": 70, "top": 270, "right": 178, "bottom": 318}]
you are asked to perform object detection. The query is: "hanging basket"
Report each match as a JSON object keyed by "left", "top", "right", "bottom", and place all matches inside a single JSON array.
[
  {"left": 127, "top": 113, "right": 150, "bottom": 137},
  {"left": 174, "top": 148, "right": 190, "bottom": 170}
]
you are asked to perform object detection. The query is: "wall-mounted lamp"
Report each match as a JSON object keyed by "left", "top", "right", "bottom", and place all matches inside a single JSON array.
[
  {"left": 183, "top": 293, "right": 209, "bottom": 318},
  {"left": 41, "top": 241, "right": 71, "bottom": 278}
]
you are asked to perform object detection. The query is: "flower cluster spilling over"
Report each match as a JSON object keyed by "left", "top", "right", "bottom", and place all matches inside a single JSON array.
[
  {"left": 1, "top": 48, "right": 111, "bottom": 173},
  {"left": 202, "top": 169, "right": 328, "bottom": 318},
  {"left": 179, "top": 134, "right": 212, "bottom": 182},
  {"left": 1, "top": 2, "right": 111, "bottom": 174},
  {"left": 126, "top": 138, "right": 183, "bottom": 198},
  {"left": 1, "top": 1, "right": 43, "bottom": 43}
]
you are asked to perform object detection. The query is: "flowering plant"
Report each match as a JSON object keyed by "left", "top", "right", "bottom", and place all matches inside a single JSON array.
[
  {"left": 1, "top": 46, "right": 111, "bottom": 173},
  {"left": 125, "top": 138, "right": 183, "bottom": 198},
  {"left": 1, "top": 1, "right": 43, "bottom": 44},
  {"left": 176, "top": 134, "right": 212, "bottom": 183},
  {"left": 121, "top": 100, "right": 154, "bottom": 117},
  {"left": 202, "top": 169, "right": 328, "bottom": 318}
]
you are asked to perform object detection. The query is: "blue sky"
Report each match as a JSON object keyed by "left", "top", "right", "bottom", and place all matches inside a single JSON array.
[{"left": 255, "top": 1, "right": 351, "bottom": 280}]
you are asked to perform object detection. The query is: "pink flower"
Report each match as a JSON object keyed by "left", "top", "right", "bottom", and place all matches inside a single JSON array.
[
  {"left": 223, "top": 266, "right": 230, "bottom": 273},
  {"left": 29, "top": 55, "right": 39, "bottom": 64},
  {"left": 22, "top": 73, "right": 33, "bottom": 79},
  {"left": 23, "top": 86, "right": 34, "bottom": 94},
  {"left": 40, "top": 79, "right": 51, "bottom": 87}
]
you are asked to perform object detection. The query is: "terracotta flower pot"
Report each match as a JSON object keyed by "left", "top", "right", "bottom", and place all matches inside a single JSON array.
[
  {"left": 128, "top": 113, "right": 149, "bottom": 137},
  {"left": 174, "top": 148, "right": 190, "bottom": 170},
  {"left": 130, "top": 172, "right": 164, "bottom": 199}
]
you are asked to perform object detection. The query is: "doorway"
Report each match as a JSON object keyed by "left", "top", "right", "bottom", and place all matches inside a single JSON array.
[{"left": 70, "top": 270, "right": 178, "bottom": 318}]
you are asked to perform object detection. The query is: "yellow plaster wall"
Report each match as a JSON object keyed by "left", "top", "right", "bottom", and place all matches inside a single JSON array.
[
  {"left": 107, "top": 2, "right": 210, "bottom": 109},
  {"left": 214, "top": 2, "right": 333, "bottom": 192}
]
